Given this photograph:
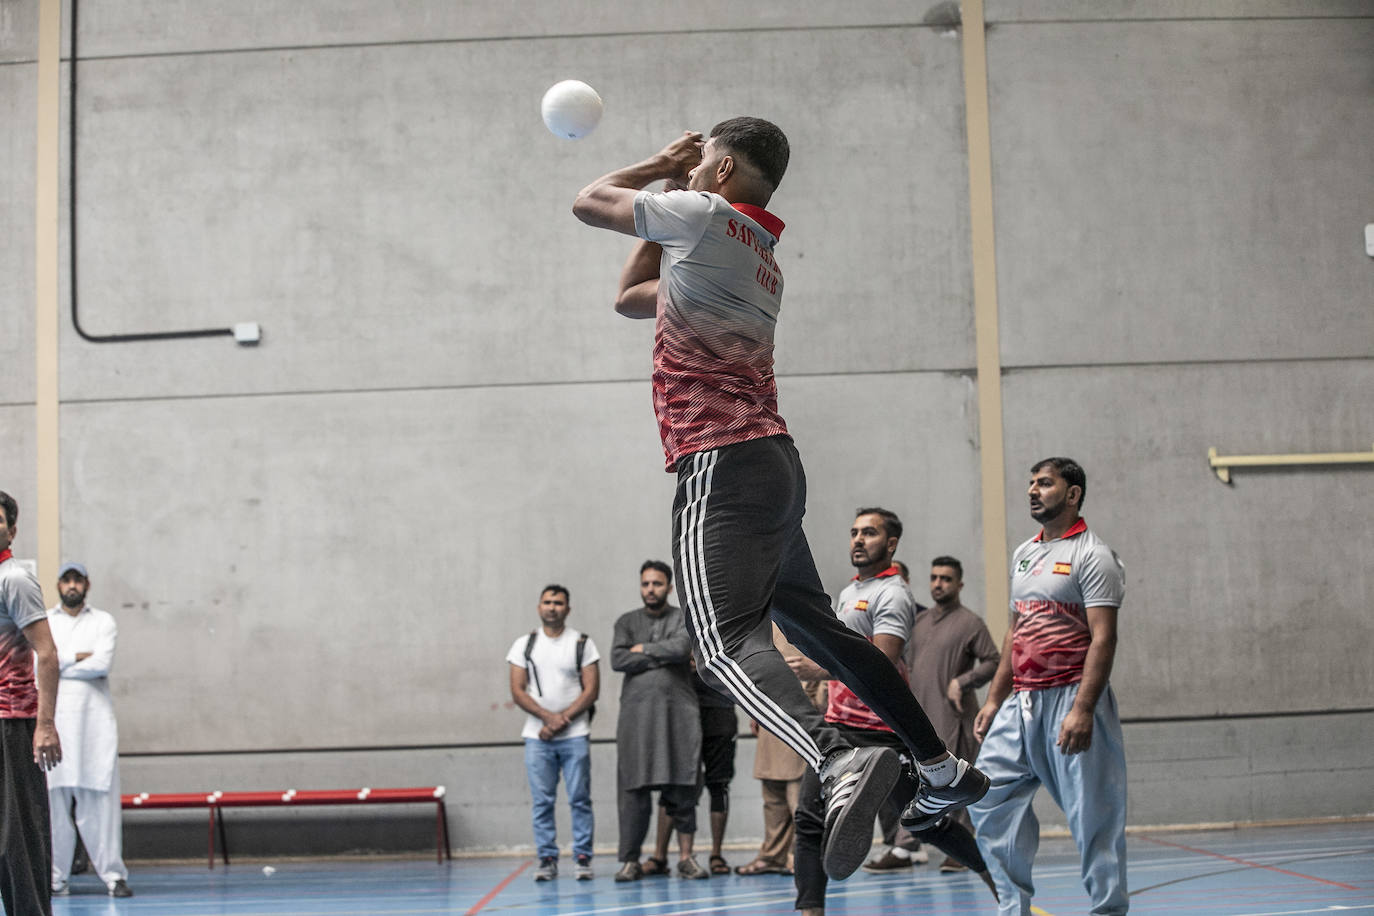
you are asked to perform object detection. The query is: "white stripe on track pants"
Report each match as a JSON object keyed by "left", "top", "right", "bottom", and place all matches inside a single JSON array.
[{"left": 671, "top": 435, "right": 946, "bottom": 771}]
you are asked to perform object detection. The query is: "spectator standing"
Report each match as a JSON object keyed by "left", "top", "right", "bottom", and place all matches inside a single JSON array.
[
  {"left": 693, "top": 670, "right": 738, "bottom": 874},
  {"left": 649, "top": 667, "right": 738, "bottom": 876},
  {"left": 506, "top": 585, "right": 600, "bottom": 882},
  {"left": 866, "top": 557, "right": 928, "bottom": 873},
  {"left": 788, "top": 509, "right": 998, "bottom": 914},
  {"left": 0, "top": 490, "right": 63, "bottom": 916},
  {"left": 45, "top": 563, "right": 132, "bottom": 898},
  {"left": 734, "top": 625, "right": 820, "bottom": 876},
  {"left": 612, "top": 561, "right": 706, "bottom": 882},
  {"left": 970, "top": 458, "right": 1128, "bottom": 914},
  {"left": 905, "top": 556, "right": 1000, "bottom": 873}
]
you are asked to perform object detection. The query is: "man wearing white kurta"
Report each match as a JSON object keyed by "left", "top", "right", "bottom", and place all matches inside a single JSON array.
[{"left": 46, "top": 563, "right": 131, "bottom": 898}]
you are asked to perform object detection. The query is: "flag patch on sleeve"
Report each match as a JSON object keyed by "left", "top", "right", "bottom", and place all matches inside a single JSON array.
[
  {"left": 855, "top": 600, "right": 869, "bottom": 611},
  {"left": 1052, "top": 562, "right": 1072, "bottom": 575}
]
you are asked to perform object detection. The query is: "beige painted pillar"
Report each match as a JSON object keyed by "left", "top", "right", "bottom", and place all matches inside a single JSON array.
[
  {"left": 35, "top": 0, "right": 62, "bottom": 603},
  {"left": 960, "top": 0, "right": 1010, "bottom": 642}
]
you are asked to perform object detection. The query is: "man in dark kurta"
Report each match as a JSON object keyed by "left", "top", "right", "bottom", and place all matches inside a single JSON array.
[
  {"left": 612, "top": 561, "right": 704, "bottom": 881},
  {"left": 904, "top": 555, "right": 1000, "bottom": 869}
]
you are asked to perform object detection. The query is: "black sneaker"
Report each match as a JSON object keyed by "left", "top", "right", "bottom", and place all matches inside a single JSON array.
[
  {"left": 819, "top": 746, "right": 900, "bottom": 880},
  {"left": 533, "top": 857, "right": 558, "bottom": 881},
  {"left": 109, "top": 879, "right": 134, "bottom": 898},
  {"left": 613, "top": 860, "right": 642, "bottom": 883},
  {"left": 900, "top": 758, "right": 989, "bottom": 831},
  {"left": 575, "top": 855, "right": 594, "bottom": 881}
]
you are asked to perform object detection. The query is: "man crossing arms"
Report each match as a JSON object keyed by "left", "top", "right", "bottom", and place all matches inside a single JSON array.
[{"left": 46, "top": 563, "right": 133, "bottom": 898}]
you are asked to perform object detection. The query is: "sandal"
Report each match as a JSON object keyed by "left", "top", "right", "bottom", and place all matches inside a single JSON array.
[
  {"left": 734, "top": 858, "right": 792, "bottom": 876},
  {"left": 640, "top": 856, "right": 669, "bottom": 877},
  {"left": 709, "top": 854, "right": 730, "bottom": 875}
]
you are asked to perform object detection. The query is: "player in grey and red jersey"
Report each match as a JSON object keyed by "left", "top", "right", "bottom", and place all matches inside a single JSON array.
[
  {"left": 573, "top": 119, "right": 988, "bottom": 881},
  {"left": 969, "top": 458, "right": 1129, "bottom": 915},
  {"left": 0, "top": 490, "right": 64, "bottom": 915}
]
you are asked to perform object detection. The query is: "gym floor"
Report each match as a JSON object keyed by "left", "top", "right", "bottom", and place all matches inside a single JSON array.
[{"left": 51, "top": 820, "right": 1373, "bottom": 915}]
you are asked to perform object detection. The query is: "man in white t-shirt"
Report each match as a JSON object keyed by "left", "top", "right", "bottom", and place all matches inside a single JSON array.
[{"left": 506, "top": 585, "right": 601, "bottom": 882}]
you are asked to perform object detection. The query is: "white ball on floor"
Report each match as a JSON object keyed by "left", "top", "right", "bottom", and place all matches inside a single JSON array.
[
  {"left": 541, "top": 80, "right": 603, "bottom": 139},
  {"left": 262, "top": 866, "right": 276, "bottom": 876}
]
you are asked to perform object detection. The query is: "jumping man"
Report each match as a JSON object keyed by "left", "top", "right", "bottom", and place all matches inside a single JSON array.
[{"left": 572, "top": 119, "right": 987, "bottom": 878}]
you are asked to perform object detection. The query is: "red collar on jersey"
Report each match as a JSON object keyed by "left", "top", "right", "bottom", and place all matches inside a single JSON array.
[
  {"left": 731, "top": 203, "right": 784, "bottom": 239},
  {"left": 1033, "top": 517, "right": 1088, "bottom": 542},
  {"left": 0, "top": 550, "right": 10, "bottom": 564},
  {"left": 852, "top": 565, "right": 902, "bottom": 582}
]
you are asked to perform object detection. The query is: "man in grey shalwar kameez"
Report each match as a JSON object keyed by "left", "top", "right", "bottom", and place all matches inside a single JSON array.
[{"left": 612, "top": 561, "right": 705, "bottom": 882}]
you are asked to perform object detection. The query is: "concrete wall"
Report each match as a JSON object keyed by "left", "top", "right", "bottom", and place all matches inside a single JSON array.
[{"left": 2, "top": 1, "right": 1371, "bottom": 855}]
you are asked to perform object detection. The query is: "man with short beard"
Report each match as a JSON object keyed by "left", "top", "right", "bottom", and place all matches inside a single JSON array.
[
  {"left": 970, "top": 458, "right": 1128, "bottom": 915},
  {"left": 506, "top": 584, "right": 600, "bottom": 882},
  {"left": 45, "top": 563, "right": 132, "bottom": 898},
  {"left": 788, "top": 509, "right": 999, "bottom": 914},
  {"left": 904, "top": 556, "right": 999, "bottom": 873},
  {"left": 611, "top": 561, "right": 705, "bottom": 882}
]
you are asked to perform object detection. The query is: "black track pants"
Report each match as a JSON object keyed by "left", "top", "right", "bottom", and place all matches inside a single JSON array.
[{"left": 671, "top": 435, "right": 946, "bottom": 772}]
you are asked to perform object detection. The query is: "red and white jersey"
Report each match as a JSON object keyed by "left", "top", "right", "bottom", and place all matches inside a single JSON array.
[
  {"left": 825, "top": 567, "right": 915, "bottom": 733},
  {"left": 0, "top": 550, "right": 45, "bottom": 718},
  {"left": 1008, "top": 518, "right": 1125, "bottom": 691},
  {"left": 633, "top": 190, "right": 789, "bottom": 470}
]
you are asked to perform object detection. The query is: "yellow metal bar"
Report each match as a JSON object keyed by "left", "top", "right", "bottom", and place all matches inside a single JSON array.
[
  {"left": 962, "top": 0, "right": 1010, "bottom": 642},
  {"left": 1208, "top": 445, "right": 1374, "bottom": 483},
  {"left": 35, "top": 0, "right": 63, "bottom": 603}
]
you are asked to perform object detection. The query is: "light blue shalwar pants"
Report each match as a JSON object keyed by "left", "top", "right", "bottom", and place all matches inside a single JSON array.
[{"left": 970, "top": 683, "right": 1128, "bottom": 915}]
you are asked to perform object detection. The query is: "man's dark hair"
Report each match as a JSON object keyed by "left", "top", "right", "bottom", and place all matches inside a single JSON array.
[
  {"left": 710, "top": 117, "right": 790, "bottom": 191},
  {"left": 0, "top": 491, "right": 16, "bottom": 530},
  {"left": 930, "top": 556, "right": 964, "bottom": 580},
  {"left": 855, "top": 507, "right": 903, "bottom": 542},
  {"left": 1031, "top": 457, "right": 1087, "bottom": 507},
  {"left": 541, "top": 584, "right": 570, "bottom": 602},
  {"left": 640, "top": 559, "right": 673, "bottom": 584}
]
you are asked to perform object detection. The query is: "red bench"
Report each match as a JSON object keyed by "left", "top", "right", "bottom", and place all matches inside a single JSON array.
[{"left": 123, "top": 787, "right": 451, "bottom": 867}]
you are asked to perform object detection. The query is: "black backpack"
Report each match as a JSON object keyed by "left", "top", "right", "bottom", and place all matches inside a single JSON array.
[{"left": 524, "top": 630, "right": 596, "bottom": 724}]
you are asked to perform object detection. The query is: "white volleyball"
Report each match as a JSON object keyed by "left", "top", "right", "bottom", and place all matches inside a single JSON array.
[{"left": 541, "top": 80, "right": 604, "bottom": 140}]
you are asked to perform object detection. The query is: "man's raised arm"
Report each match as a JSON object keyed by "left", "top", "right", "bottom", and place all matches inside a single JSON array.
[{"left": 572, "top": 131, "right": 703, "bottom": 235}]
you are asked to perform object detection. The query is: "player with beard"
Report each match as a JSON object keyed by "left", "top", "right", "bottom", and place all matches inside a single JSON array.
[
  {"left": 970, "top": 458, "right": 1128, "bottom": 915},
  {"left": 788, "top": 509, "right": 998, "bottom": 913},
  {"left": 0, "top": 490, "right": 63, "bottom": 916}
]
